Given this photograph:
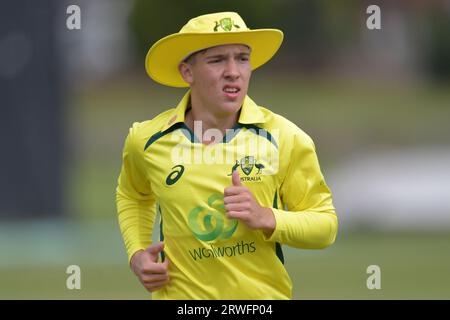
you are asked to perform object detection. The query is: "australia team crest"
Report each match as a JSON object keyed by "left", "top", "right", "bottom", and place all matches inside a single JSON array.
[{"left": 228, "top": 156, "right": 265, "bottom": 182}]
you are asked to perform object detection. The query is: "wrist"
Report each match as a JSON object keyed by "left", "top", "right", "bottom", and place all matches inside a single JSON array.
[
  {"left": 261, "top": 207, "right": 276, "bottom": 237},
  {"left": 130, "top": 249, "right": 144, "bottom": 272}
]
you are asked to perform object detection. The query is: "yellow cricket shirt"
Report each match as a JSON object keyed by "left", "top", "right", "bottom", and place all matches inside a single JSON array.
[{"left": 116, "top": 90, "right": 338, "bottom": 299}]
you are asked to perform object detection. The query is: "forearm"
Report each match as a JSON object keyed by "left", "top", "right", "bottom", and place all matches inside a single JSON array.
[
  {"left": 116, "top": 191, "right": 156, "bottom": 263},
  {"left": 264, "top": 208, "right": 338, "bottom": 249}
]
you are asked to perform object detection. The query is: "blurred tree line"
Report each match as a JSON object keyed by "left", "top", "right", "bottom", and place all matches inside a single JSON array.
[
  {"left": 128, "top": 0, "right": 359, "bottom": 71},
  {"left": 128, "top": 0, "right": 450, "bottom": 81},
  {"left": 425, "top": 8, "right": 450, "bottom": 81}
]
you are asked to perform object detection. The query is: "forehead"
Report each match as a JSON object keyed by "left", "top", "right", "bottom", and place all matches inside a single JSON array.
[{"left": 204, "top": 44, "right": 250, "bottom": 55}]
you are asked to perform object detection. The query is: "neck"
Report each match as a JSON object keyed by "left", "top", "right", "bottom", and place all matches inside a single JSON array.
[{"left": 185, "top": 97, "right": 241, "bottom": 145}]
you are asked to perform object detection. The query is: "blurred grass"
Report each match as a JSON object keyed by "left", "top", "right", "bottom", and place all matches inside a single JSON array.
[
  {"left": 288, "top": 231, "right": 450, "bottom": 299},
  {"left": 1, "top": 227, "right": 449, "bottom": 299},
  {"left": 0, "top": 265, "right": 148, "bottom": 299}
]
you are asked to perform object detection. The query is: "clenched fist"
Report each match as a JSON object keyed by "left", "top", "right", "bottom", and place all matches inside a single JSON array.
[{"left": 130, "top": 242, "right": 170, "bottom": 292}]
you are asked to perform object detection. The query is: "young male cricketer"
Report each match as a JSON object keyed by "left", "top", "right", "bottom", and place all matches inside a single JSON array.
[{"left": 116, "top": 12, "right": 338, "bottom": 299}]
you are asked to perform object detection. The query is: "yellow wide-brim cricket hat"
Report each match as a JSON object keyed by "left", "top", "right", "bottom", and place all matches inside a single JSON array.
[{"left": 145, "top": 12, "right": 284, "bottom": 87}]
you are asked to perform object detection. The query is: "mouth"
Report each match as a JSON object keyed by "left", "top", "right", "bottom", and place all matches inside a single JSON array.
[{"left": 222, "top": 85, "right": 241, "bottom": 99}]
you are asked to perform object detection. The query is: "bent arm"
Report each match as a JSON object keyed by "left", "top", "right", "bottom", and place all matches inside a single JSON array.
[
  {"left": 265, "top": 131, "right": 338, "bottom": 249},
  {"left": 116, "top": 190, "right": 156, "bottom": 264},
  {"left": 267, "top": 207, "right": 337, "bottom": 249},
  {"left": 116, "top": 124, "right": 157, "bottom": 264}
]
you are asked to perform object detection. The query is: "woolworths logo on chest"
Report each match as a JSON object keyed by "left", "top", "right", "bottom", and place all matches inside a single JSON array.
[{"left": 187, "top": 193, "right": 238, "bottom": 241}]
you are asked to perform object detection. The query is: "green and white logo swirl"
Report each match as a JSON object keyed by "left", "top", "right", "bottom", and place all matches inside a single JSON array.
[{"left": 188, "top": 193, "right": 238, "bottom": 242}]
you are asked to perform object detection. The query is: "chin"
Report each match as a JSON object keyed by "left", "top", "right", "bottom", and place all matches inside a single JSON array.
[{"left": 222, "top": 100, "right": 243, "bottom": 113}]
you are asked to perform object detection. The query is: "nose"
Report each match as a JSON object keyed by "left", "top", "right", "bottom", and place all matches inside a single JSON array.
[{"left": 223, "top": 59, "right": 239, "bottom": 80}]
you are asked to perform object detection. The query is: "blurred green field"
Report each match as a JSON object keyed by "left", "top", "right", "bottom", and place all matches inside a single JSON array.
[{"left": 1, "top": 220, "right": 449, "bottom": 299}]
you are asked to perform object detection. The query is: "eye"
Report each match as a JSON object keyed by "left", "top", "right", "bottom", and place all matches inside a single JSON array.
[
  {"left": 240, "top": 56, "right": 249, "bottom": 62},
  {"left": 208, "top": 59, "right": 222, "bottom": 64}
]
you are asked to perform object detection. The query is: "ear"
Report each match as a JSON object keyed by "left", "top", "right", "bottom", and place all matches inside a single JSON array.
[{"left": 178, "top": 62, "right": 194, "bottom": 85}]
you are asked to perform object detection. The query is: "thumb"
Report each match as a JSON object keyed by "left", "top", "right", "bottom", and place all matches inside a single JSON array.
[
  {"left": 232, "top": 169, "right": 242, "bottom": 186},
  {"left": 146, "top": 241, "right": 164, "bottom": 259},
  {"left": 161, "top": 256, "right": 170, "bottom": 270}
]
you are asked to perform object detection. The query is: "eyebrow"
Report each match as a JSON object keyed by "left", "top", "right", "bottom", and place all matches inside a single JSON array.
[{"left": 205, "top": 52, "right": 250, "bottom": 59}]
